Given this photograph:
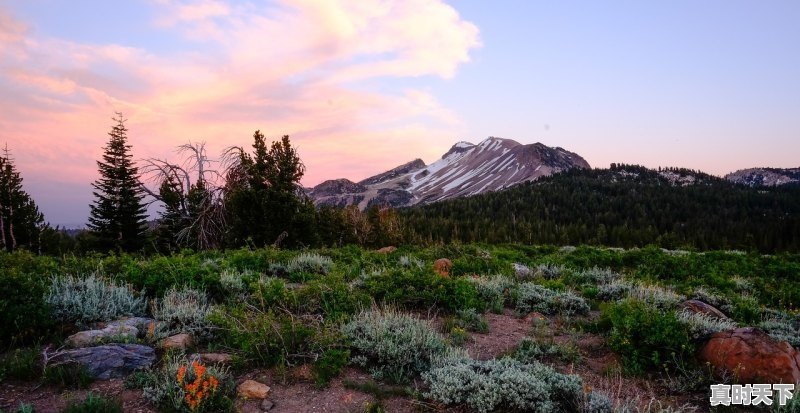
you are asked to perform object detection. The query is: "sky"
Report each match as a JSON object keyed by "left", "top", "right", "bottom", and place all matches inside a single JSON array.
[{"left": 1, "top": 0, "right": 799, "bottom": 227}]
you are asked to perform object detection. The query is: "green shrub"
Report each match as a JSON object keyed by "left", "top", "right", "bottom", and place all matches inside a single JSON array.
[
  {"left": 152, "top": 287, "right": 212, "bottom": 338},
  {"left": 292, "top": 276, "right": 370, "bottom": 320},
  {"left": 62, "top": 393, "right": 122, "bottom": 413},
  {"left": 0, "top": 347, "right": 41, "bottom": 381},
  {"left": 515, "top": 283, "right": 589, "bottom": 316},
  {"left": 0, "top": 402, "right": 35, "bottom": 413},
  {"left": 442, "top": 308, "right": 489, "bottom": 333},
  {"left": 362, "top": 267, "right": 482, "bottom": 312},
  {"left": 46, "top": 273, "right": 146, "bottom": 327},
  {"left": 0, "top": 271, "right": 54, "bottom": 346},
  {"left": 423, "top": 357, "right": 583, "bottom": 413},
  {"left": 312, "top": 348, "right": 350, "bottom": 387},
  {"left": 141, "top": 355, "right": 234, "bottom": 413},
  {"left": 466, "top": 275, "right": 514, "bottom": 313},
  {"left": 515, "top": 338, "right": 581, "bottom": 364},
  {"left": 595, "top": 280, "right": 632, "bottom": 301},
  {"left": 42, "top": 362, "right": 93, "bottom": 388},
  {"left": 603, "top": 299, "right": 692, "bottom": 375},
  {"left": 341, "top": 307, "right": 447, "bottom": 383},
  {"left": 209, "top": 305, "right": 338, "bottom": 367}
]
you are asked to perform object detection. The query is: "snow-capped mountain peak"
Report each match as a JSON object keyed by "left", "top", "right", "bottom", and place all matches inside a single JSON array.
[{"left": 309, "top": 137, "right": 590, "bottom": 209}]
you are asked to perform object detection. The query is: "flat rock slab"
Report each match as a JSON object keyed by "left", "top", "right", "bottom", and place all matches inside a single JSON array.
[{"left": 49, "top": 344, "right": 155, "bottom": 380}]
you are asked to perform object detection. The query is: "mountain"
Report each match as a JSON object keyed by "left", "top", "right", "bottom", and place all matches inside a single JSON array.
[
  {"left": 725, "top": 167, "right": 800, "bottom": 187},
  {"left": 309, "top": 137, "right": 590, "bottom": 209}
]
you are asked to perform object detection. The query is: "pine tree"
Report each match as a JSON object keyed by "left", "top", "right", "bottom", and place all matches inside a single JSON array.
[
  {"left": 0, "top": 144, "right": 44, "bottom": 252},
  {"left": 88, "top": 113, "right": 148, "bottom": 251}
]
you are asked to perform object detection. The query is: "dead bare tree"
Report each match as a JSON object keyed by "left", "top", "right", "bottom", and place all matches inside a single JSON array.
[{"left": 141, "top": 142, "right": 227, "bottom": 250}]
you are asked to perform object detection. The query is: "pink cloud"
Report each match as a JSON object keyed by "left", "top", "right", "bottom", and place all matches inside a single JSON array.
[{"left": 0, "top": 1, "right": 480, "bottom": 223}]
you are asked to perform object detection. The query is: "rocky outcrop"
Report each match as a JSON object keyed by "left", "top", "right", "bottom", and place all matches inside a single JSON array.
[
  {"left": 699, "top": 327, "right": 800, "bottom": 384},
  {"left": 725, "top": 167, "right": 800, "bottom": 187},
  {"left": 49, "top": 344, "right": 155, "bottom": 380},
  {"left": 680, "top": 299, "right": 728, "bottom": 320}
]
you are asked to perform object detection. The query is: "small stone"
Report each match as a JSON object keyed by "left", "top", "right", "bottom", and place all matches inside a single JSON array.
[
  {"left": 196, "top": 353, "right": 233, "bottom": 364},
  {"left": 160, "top": 333, "right": 192, "bottom": 351},
  {"left": 376, "top": 246, "right": 397, "bottom": 254},
  {"left": 260, "top": 399, "right": 275, "bottom": 411},
  {"left": 433, "top": 258, "right": 452, "bottom": 277},
  {"left": 238, "top": 380, "right": 271, "bottom": 399}
]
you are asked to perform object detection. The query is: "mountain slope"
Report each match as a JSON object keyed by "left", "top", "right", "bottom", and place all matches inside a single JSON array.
[
  {"left": 401, "top": 164, "right": 800, "bottom": 252},
  {"left": 309, "top": 137, "right": 589, "bottom": 208},
  {"left": 725, "top": 167, "right": 800, "bottom": 187}
]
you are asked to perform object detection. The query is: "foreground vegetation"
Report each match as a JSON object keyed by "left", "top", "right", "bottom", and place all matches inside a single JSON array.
[{"left": 1, "top": 244, "right": 799, "bottom": 412}]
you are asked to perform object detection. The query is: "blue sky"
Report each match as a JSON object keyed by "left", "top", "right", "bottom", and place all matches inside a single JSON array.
[{"left": 1, "top": 0, "right": 799, "bottom": 226}]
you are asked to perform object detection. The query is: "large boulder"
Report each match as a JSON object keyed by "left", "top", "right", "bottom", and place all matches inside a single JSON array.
[
  {"left": 680, "top": 299, "right": 728, "bottom": 319},
  {"left": 433, "top": 258, "right": 453, "bottom": 277},
  {"left": 49, "top": 344, "right": 155, "bottom": 380},
  {"left": 699, "top": 327, "right": 800, "bottom": 384}
]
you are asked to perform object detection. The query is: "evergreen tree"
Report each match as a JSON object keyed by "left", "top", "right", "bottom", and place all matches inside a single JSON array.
[
  {"left": 0, "top": 144, "right": 44, "bottom": 252},
  {"left": 88, "top": 113, "right": 148, "bottom": 251},
  {"left": 225, "top": 132, "right": 316, "bottom": 247}
]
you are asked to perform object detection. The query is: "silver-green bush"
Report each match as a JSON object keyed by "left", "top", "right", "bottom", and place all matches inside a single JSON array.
[
  {"left": 627, "top": 284, "right": 684, "bottom": 310},
  {"left": 152, "top": 287, "right": 212, "bottom": 338},
  {"left": 759, "top": 314, "right": 800, "bottom": 347},
  {"left": 675, "top": 310, "right": 737, "bottom": 340},
  {"left": 341, "top": 307, "right": 447, "bottom": 383},
  {"left": 286, "top": 252, "right": 333, "bottom": 275},
  {"left": 515, "top": 283, "right": 589, "bottom": 316},
  {"left": 423, "top": 357, "right": 583, "bottom": 413},
  {"left": 46, "top": 273, "right": 147, "bottom": 326},
  {"left": 596, "top": 280, "right": 632, "bottom": 301},
  {"left": 466, "top": 275, "right": 515, "bottom": 313}
]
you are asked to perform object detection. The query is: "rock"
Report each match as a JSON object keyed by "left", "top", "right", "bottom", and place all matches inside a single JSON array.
[
  {"left": 49, "top": 344, "right": 155, "bottom": 380},
  {"left": 260, "top": 399, "right": 275, "bottom": 411},
  {"left": 699, "top": 327, "right": 800, "bottom": 384},
  {"left": 238, "top": 380, "right": 271, "bottom": 399},
  {"left": 433, "top": 258, "right": 453, "bottom": 277},
  {"left": 105, "top": 317, "right": 155, "bottom": 331},
  {"left": 681, "top": 299, "right": 728, "bottom": 319},
  {"left": 160, "top": 333, "right": 192, "bottom": 351},
  {"left": 195, "top": 353, "right": 233, "bottom": 364},
  {"left": 513, "top": 263, "right": 533, "bottom": 279},
  {"left": 66, "top": 325, "right": 138, "bottom": 348},
  {"left": 376, "top": 246, "right": 397, "bottom": 254}
]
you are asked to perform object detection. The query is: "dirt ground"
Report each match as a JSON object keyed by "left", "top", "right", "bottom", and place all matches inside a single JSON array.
[{"left": 0, "top": 311, "right": 707, "bottom": 413}]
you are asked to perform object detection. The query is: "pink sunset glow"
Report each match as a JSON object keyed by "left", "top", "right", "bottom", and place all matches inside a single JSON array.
[{"left": 0, "top": 0, "right": 479, "bottom": 224}]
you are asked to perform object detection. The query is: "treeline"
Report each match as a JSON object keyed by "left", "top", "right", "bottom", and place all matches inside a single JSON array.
[
  {"left": 4, "top": 114, "right": 800, "bottom": 254},
  {"left": 1, "top": 114, "right": 405, "bottom": 255},
  {"left": 401, "top": 164, "right": 800, "bottom": 252}
]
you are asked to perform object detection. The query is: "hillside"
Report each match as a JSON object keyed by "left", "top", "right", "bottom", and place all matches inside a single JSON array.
[{"left": 402, "top": 164, "right": 800, "bottom": 252}]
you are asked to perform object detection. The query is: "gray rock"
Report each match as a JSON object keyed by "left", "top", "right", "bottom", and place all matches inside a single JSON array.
[
  {"left": 66, "top": 325, "right": 138, "bottom": 348},
  {"left": 260, "top": 399, "right": 275, "bottom": 411},
  {"left": 49, "top": 344, "right": 155, "bottom": 380}
]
